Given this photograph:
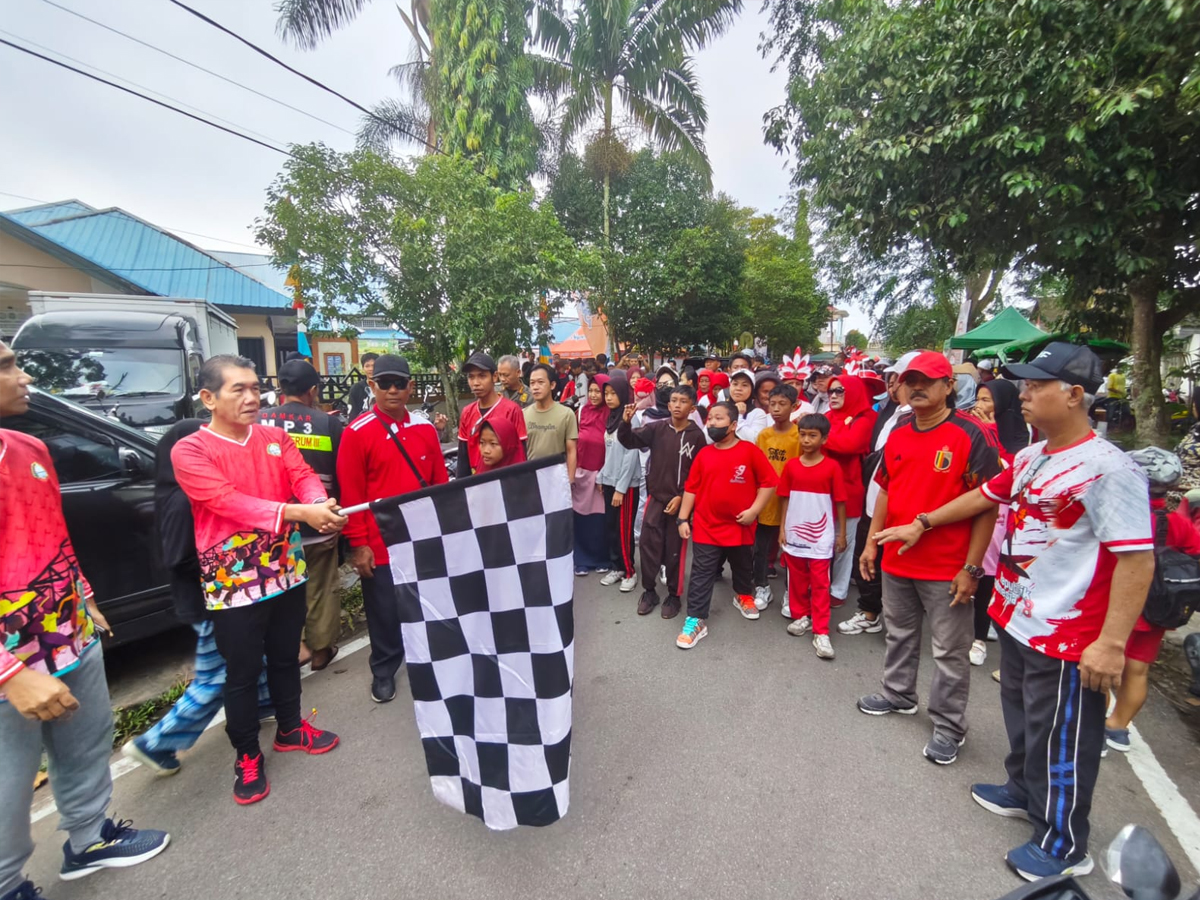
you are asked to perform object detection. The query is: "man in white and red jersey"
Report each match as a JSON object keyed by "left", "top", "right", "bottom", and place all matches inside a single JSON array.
[
  {"left": 874, "top": 343, "right": 1156, "bottom": 882},
  {"left": 0, "top": 341, "right": 169, "bottom": 898},
  {"left": 337, "top": 354, "right": 448, "bottom": 704},
  {"left": 172, "top": 355, "right": 347, "bottom": 806}
]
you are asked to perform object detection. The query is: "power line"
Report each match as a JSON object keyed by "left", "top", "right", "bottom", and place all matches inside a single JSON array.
[
  {"left": 164, "top": 0, "right": 438, "bottom": 154},
  {"left": 0, "top": 28, "right": 293, "bottom": 150},
  {"left": 37, "top": 0, "right": 355, "bottom": 136},
  {"left": 0, "top": 37, "right": 292, "bottom": 157}
]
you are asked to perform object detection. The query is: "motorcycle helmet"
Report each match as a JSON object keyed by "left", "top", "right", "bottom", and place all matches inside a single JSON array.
[{"left": 1128, "top": 446, "right": 1183, "bottom": 487}]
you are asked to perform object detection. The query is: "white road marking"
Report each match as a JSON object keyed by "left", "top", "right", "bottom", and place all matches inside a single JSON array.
[
  {"left": 30, "top": 634, "right": 372, "bottom": 825},
  {"left": 1125, "top": 723, "right": 1200, "bottom": 875}
]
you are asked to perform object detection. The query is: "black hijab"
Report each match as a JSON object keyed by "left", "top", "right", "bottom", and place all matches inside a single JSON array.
[
  {"left": 985, "top": 379, "right": 1029, "bottom": 456},
  {"left": 605, "top": 371, "right": 631, "bottom": 433}
]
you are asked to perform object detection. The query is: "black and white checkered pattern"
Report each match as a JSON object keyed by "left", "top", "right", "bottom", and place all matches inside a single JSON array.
[{"left": 371, "top": 456, "right": 574, "bottom": 829}]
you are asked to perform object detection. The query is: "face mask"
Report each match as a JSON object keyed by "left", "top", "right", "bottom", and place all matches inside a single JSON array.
[
  {"left": 707, "top": 425, "right": 730, "bottom": 442},
  {"left": 656, "top": 386, "right": 673, "bottom": 404}
]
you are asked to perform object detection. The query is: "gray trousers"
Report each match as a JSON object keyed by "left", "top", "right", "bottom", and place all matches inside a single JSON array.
[
  {"left": 1, "top": 646, "right": 114, "bottom": 894},
  {"left": 880, "top": 572, "right": 974, "bottom": 740}
]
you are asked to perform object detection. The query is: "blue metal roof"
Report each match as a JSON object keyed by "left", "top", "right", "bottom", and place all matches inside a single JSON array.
[
  {"left": 358, "top": 327, "right": 413, "bottom": 341},
  {"left": 549, "top": 318, "right": 580, "bottom": 344},
  {"left": 0, "top": 203, "right": 291, "bottom": 311},
  {"left": 205, "top": 250, "right": 291, "bottom": 296},
  {"left": 5, "top": 200, "right": 96, "bottom": 226}
]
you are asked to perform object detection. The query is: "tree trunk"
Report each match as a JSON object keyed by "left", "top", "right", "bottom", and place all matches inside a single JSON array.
[
  {"left": 1130, "top": 276, "right": 1167, "bottom": 447},
  {"left": 602, "top": 82, "right": 613, "bottom": 244}
]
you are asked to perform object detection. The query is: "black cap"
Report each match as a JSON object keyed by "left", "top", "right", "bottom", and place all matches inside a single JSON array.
[
  {"left": 463, "top": 351, "right": 496, "bottom": 374},
  {"left": 277, "top": 359, "right": 320, "bottom": 395},
  {"left": 371, "top": 354, "right": 412, "bottom": 379},
  {"left": 1002, "top": 342, "right": 1103, "bottom": 392}
]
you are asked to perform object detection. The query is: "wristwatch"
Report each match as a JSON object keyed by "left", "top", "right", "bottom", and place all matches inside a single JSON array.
[
  {"left": 677, "top": 518, "right": 691, "bottom": 527},
  {"left": 962, "top": 564, "right": 985, "bottom": 579},
  {"left": 916, "top": 513, "right": 933, "bottom": 531}
]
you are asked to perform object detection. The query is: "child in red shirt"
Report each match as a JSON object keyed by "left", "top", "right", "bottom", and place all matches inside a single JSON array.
[
  {"left": 777, "top": 413, "right": 847, "bottom": 659},
  {"left": 675, "top": 401, "right": 777, "bottom": 649}
]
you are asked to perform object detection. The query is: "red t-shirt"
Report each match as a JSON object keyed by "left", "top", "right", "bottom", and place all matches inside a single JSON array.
[
  {"left": 458, "top": 396, "right": 528, "bottom": 473},
  {"left": 0, "top": 431, "right": 96, "bottom": 686},
  {"left": 685, "top": 439, "right": 778, "bottom": 546},
  {"left": 876, "top": 411, "right": 1002, "bottom": 580}
]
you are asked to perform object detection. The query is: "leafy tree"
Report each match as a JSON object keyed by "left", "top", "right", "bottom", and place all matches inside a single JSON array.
[
  {"left": 763, "top": 0, "right": 1200, "bottom": 443},
  {"left": 256, "top": 146, "right": 578, "bottom": 422},
  {"left": 531, "top": 0, "right": 742, "bottom": 238},
  {"left": 843, "top": 329, "right": 868, "bottom": 353},
  {"left": 276, "top": 0, "right": 538, "bottom": 184},
  {"left": 740, "top": 208, "right": 823, "bottom": 358}
]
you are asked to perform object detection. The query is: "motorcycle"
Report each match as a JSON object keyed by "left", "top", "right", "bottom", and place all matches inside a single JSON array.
[{"left": 996, "top": 825, "right": 1196, "bottom": 900}]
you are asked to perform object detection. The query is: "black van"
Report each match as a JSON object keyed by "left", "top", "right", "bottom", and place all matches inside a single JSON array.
[{"left": 2, "top": 389, "right": 176, "bottom": 646}]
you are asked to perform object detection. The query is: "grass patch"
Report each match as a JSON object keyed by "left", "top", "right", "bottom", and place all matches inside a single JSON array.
[
  {"left": 340, "top": 580, "right": 365, "bottom": 635},
  {"left": 111, "top": 679, "right": 189, "bottom": 751}
]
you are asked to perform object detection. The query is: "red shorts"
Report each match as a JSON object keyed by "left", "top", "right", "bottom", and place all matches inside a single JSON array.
[{"left": 1125, "top": 626, "right": 1166, "bottom": 664}]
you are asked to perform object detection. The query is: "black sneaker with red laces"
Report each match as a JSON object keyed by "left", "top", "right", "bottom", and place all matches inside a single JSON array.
[
  {"left": 233, "top": 752, "right": 269, "bottom": 805},
  {"left": 273, "top": 718, "right": 340, "bottom": 755}
]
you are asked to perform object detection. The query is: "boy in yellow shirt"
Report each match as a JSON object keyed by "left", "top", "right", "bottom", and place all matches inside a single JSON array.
[{"left": 754, "top": 383, "right": 801, "bottom": 611}]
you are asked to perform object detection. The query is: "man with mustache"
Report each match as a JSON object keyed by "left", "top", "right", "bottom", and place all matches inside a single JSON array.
[{"left": 857, "top": 352, "right": 1002, "bottom": 767}]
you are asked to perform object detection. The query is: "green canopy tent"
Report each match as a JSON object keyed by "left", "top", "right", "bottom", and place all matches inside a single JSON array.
[
  {"left": 948, "top": 306, "right": 1047, "bottom": 351},
  {"left": 975, "top": 332, "right": 1129, "bottom": 364}
]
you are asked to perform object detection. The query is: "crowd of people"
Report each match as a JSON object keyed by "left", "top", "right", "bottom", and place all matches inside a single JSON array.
[{"left": 1, "top": 330, "right": 1195, "bottom": 895}]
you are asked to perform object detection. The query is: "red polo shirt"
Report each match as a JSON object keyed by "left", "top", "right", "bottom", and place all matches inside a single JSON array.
[{"left": 338, "top": 406, "right": 449, "bottom": 564}]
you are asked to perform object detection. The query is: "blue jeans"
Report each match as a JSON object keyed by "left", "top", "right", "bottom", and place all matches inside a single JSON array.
[
  {"left": 140, "top": 621, "right": 271, "bottom": 754},
  {"left": 0, "top": 645, "right": 113, "bottom": 895}
]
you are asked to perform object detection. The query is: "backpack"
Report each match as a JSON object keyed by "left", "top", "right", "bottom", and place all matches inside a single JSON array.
[{"left": 1143, "top": 511, "right": 1200, "bottom": 630}]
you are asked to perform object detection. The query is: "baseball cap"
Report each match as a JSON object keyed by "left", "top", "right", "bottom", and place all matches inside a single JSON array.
[
  {"left": 371, "top": 354, "right": 412, "bottom": 380},
  {"left": 730, "top": 368, "right": 755, "bottom": 385},
  {"left": 1002, "top": 342, "right": 1103, "bottom": 392},
  {"left": 904, "top": 351, "right": 953, "bottom": 380},
  {"left": 884, "top": 350, "right": 921, "bottom": 375},
  {"left": 277, "top": 359, "right": 320, "bottom": 395},
  {"left": 952, "top": 362, "right": 979, "bottom": 379},
  {"left": 463, "top": 351, "right": 497, "bottom": 374}
]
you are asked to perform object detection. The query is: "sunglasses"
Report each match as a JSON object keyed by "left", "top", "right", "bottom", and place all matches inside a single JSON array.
[
  {"left": 828, "top": 387, "right": 846, "bottom": 396},
  {"left": 374, "top": 376, "right": 410, "bottom": 391}
]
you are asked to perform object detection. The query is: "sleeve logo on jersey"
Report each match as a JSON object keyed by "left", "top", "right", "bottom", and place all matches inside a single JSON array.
[
  {"left": 29, "top": 461, "right": 48, "bottom": 481},
  {"left": 933, "top": 447, "right": 953, "bottom": 472},
  {"left": 266, "top": 442, "right": 282, "bottom": 457}
]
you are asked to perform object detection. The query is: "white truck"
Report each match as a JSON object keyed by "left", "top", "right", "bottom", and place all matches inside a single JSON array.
[{"left": 13, "top": 293, "right": 239, "bottom": 432}]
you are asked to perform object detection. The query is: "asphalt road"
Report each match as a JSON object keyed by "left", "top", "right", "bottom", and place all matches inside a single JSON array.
[{"left": 25, "top": 577, "right": 1200, "bottom": 900}]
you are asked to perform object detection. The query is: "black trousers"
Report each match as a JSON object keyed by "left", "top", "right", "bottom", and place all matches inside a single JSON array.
[
  {"left": 602, "top": 484, "right": 639, "bottom": 577},
  {"left": 752, "top": 524, "right": 780, "bottom": 587},
  {"left": 362, "top": 562, "right": 406, "bottom": 681},
  {"left": 211, "top": 585, "right": 306, "bottom": 756},
  {"left": 973, "top": 575, "right": 996, "bottom": 641},
  {"left": 685, "top": 542, "right": 754, "bottom": 620},
  {"left": 639, "top": 496, "right": 684, "bottom": 598},
  {"left": 851, "top": 515, "right": 882, "bottom": 615},
  {"left": 998, "top": 628, "right": 1106, "bottom": 861}
]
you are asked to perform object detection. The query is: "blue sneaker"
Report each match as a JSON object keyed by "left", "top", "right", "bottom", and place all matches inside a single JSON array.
[
  {"left": 971, "top": 783, "right": 1030, "bottom": 821},
  {"left": 1005, "top": 840, "right": 1094, "bottom": 883},
  {"left": 1, "top": 880, "right": 44, "bottom": 900},
  {"left": 121, "top": 737, "right": 180, "bottom": 777},
  {"left": 60, "top": 818, "right": 170, "bottom": 881},
  {"left": 1105, "top": 727, "right": 1131, "bottom": 752}
]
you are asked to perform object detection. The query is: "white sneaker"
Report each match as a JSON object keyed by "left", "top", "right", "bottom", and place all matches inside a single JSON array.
[
  {"left": 786, "top": 616, "right": 811, "bottom": 636},
  {"left": 599, "top": 571, "right": 622, "bottom": 586},
  {"left": 754, "top": 585, "right": 772, "bottom": 610},
  {"left": 969, "top": 639, "right": 987, "bottom": 666},
  {"left": 837, "top": 611, "right": 882, "bottom": 635},
  {"left": 812, "top": 634, "right": 835, "bottom": 659},
  {"left": 659, "top": 566, "right": 667, "bottom": 585},
  {"left": 619, "top": 575, "right": 638, "bottom": 593}
]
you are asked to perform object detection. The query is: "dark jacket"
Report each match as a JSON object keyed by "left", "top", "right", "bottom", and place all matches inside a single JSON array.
[
  {"left": 154, "top": 419, "right": 206, "bottom": 625},
  {"left": 617, "top": 417, "right": 705, "bottom": 504}
]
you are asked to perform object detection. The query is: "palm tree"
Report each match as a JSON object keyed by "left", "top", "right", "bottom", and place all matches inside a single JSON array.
[
  {"left": 531, "top": 0, "right": 743, "bottom": 240},
  {"left": 275, "top": 0, "right": 439, "bottom": 152}
]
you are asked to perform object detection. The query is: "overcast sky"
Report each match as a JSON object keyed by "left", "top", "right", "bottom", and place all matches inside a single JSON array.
[{"left": 0, "top": 0, "right": 869, "bottom": 337}]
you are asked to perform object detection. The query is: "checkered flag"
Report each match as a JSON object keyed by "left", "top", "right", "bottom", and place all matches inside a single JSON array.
[{"left": 369, "top": 456, "right": 575, "bottom": 830}]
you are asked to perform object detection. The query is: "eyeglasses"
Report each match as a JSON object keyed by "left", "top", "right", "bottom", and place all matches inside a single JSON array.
[
  {"left": 374, "top": 377, "right": 410, "bottom": 391},
  {"left": 828, "top": 387, "right": 846, "bottom": 396}
]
